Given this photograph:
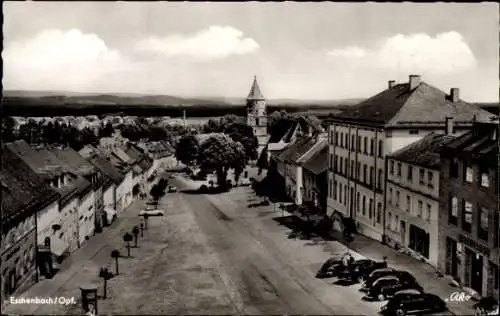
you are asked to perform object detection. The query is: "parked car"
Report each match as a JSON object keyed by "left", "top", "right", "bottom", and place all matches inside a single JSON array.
[
  {"left": 380, "top": 293, "right": 447, "bottom": 315},
  {"left": 315, "top": 256, "right": 345, "bottom": 279},
  {"left": 366, "top": 275, "right": 423, "bottom": 301},
  {"left": 338, "top": 259, "right": 388, "bottom": 282},
  {"left": 167, "top": 185, "right": 177, "bottom": 193},
  {"left": 361, "top": 270, "right": 412, "bottom": 292},
  {"left": 139, "top": 209, "right": 165, "bottom": 217}
]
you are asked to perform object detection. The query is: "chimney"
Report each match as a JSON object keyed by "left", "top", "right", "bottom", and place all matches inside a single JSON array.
[
  {"left": 450, "top": 88, "right": 459, "bottom": 102},
  {"left": 409, "top": 75, "right": 421, "bottom": 90},
  {"left": 445, "top": 117, "right": 454, "bottom": 135},
  {"left": 388, "top": 80, "right": 396, "bottom": 89}
]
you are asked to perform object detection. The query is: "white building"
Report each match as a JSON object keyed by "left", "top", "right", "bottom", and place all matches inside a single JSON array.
[
  {"left": 385, "top": 132, "right": 456, "bottom": 267},
  {"left": 326, "top": 75, "right": 494, "bottom": 241}
]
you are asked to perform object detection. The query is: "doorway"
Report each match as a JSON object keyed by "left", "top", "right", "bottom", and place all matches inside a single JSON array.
[
  {"left": 400, "top": 221, "right": 406, "bottom": 246},
  {"left": 471, "top": 252, "right": 484, "bottom": 294},
  {"left": 446, "top": 237, "right": 458, "bottom": 278}
]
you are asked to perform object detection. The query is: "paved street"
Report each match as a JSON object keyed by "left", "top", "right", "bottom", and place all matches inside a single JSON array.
[
  {"left": 5, "top": 173, "right": 385, "bottom": 315},
  {"left": 5, "top": 172, "right": 474, "bottom": 315}
]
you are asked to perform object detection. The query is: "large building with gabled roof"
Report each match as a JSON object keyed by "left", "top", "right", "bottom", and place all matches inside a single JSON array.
[{"left": 325, "top": 74, "right": 495, "bottom": 242}]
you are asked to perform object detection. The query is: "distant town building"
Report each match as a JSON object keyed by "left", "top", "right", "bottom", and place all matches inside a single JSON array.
[
  {"left": 246, "top": 76, "right": 269, "bottom": 156},
  {"left": 437, "top": 117, "right": 499, "bottom": 298},
  {"left": 325, "top": 74, "right": 494, "bottom": 242}
]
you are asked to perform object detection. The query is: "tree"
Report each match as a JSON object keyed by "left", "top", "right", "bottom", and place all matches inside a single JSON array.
[
  {"left": 98, "top": 267, "right": 113, "bottom": 299},
  {"left": 175, "top": 135, "right": 199, "bottom": 166},
  {"left": 223, "top": 122, "right": 258, "bottom": 161},
  {"left": 123, "top": 232, "right": 133, "bottom": 257},
  {"left": 148, "top": 126, "right": 167, "bottom": 142},
  {"left": 132, "top": 226, "right": 140, "bottom": 247},
  {"left": 197, "top": 134, "right": 246, "bottom": 191},
  {"left": 268, "top": 110, "right": 296, "bottom": 138},
  {"left": 98, "top": 122, "right": 114, "bottom": 138},
  {"left": 111, "top": 250, "right": 121, "bottom": 275},
  {"left": 1, "top": 117, "right": 16, "bottom": 143},
  {"left": 150, "top": 184, "right": 163, "bottom": 207},
  {"left": 257, "top": 146, "right": 269, "bottom": 175}
]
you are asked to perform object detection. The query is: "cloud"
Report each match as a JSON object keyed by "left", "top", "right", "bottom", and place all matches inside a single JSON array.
[
  {"left": 3, "top": 29, "right": 125, "bottom": 90},
  {"left": 327, "top": 46, "right": 367, "bottom": 58},
  {"left": 326, "top": 31, "right": 477, "bottom": 75},
  {"left": 134, "top": 25, "right": 260, "bottom": 60}
]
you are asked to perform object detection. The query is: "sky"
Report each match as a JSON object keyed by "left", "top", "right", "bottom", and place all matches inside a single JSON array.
[{"left": 3, "top": 2, "right": 499, "bottom": 102}]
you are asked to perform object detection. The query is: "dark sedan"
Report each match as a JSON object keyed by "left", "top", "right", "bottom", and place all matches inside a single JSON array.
[
  {"left": 365, "top": 276, "right": 423, "bottom": 301},
  {"left": 379, "top": 293, "right": 448, "bottom": 316},
  {"left": 361, "top": 270, "right": 414, "bottom": 292},
  {"left": 337, "top": 259, "right": 388, "bottom": 282}
]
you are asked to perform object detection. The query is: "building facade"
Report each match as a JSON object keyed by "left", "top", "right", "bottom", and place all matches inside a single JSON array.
[
  {"left": 385, "top": 133, "right": 455, "bottom": 267},
  {"left": 1, "top": 149, "right": 59, "bottom": 307},
  {"left": 326, "top": 75, "right": 494, "bottom": 241},
  {"left": 437, "top": 119, "right": 499, "bottom": 297},
  {"left": 246, "top": 76, "right": 269, "bottom": 156}
]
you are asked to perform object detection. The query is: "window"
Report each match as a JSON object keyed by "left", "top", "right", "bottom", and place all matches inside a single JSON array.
[
  {"left": 329, "top": 154, "right": 333, "bottom": 169},
  {"left": 339, "top": 159, "right": 343, "bottom": 175},
  {"left": 369, "top": 198, "right": 374, "bottom": 219},
  {"left": 406, "top": 195, "right": 411, "bottom": 212},
  {"left": 388, "top": 212, "right": 392, "bottom": 229},
  {"left": 356, "top": 162, "right": 361, "bottom": 180},
  {"left": 334, "top": 155, "right": 338, "bottom": 172},
  {"left": 426, "top": 203, "right": 432, "bottom": 222},
  {"left": 481, "top": 170, "right": 490, "bottom": 188},
  {"left": 344, "top": 158, "right": 348, "bottom": 175},
  {"left": 397, "top": 163, "right": 402, "bottom": 177},
  {"left": 339, "top": 185, "right": 342, "bottom": 203},
  {"left": 345, "top": 134, "right": 349, "bottom": 149},
  {"left": 479, "top": 207, "right": 488, "bottom": 241},
  {"left": 357, "top": 136, "right": 361, "bottom": 152},
  {"left": 362, "top": 196, "right": 366, "bottom": 216},
  {"left": 378, "top": 140, "right": 383, "bottom": 158},
  {"left": 417, "top": 200, "right": 423, "bottom": 217},
  {"left": 419, "top": 168, "right": 425, "bottom": 185},
  {"left": 377, "top": 203, "right": 382, "bottom": 223},
  {"left": 409, "top": 129, "right": 419, "bottom": 135},
  {"left": 333, "top": 181, "right": 337, "bottom": 200},
  {"left": 363, "top": 165, "right": 367, "bottom": 183},
  {"left": 395, "top": 215, "right": 399, "bottom": 232},
  {"left": 255, "top": 118, "right": 260, "bottom": 126},
  {"left": 388, "top": 188, "right": 393, "bottom": 204},
  {"left": 350, "top": 161, "right": 355, "bottom": 178},
  {"left": 449, "top": 196, "right": 458, "bottom": 225},
  {"left": 489, "top": 263, "right": 499, "bottom": 290},
  {"left": 363, "top": 137, "right": 368, "bottom": 154},
  {"left": 370, "top": 139, "right": 374, "bottom": 155},
  {"left": 344, "top": 185, "right": 348, "bottom": 206},
  {"left": 377, "top": 169, "right": 383, "bottom": 189},
  {"left": 351, "top": 135, "right": 356, "bottom": 151},
  {"left": 369, "top": 167, "right": 374, "bottom": 185},
  {"left": 335, "top": 132, "right": 339, "bottom": 146},
  {"left": 465, "top": 165, "right": 473, "bottom": 183},
  {"left": 463, "top": 201, "right": 473, "bottom": 232},
  {"left": 339, "top": 132, "right": 343, "bottom": 147},
  {"left": 390, "top": 161, "right": 394, "bottom": 175},
  {"left": 427, "top": 171, "right": 434, "bottom": 188},
  {"left": 395, "top": 191, "right": 400, "bottom": 207},
  {"left": 450, "top": 158, "right": 459, "bottom": 178},
  {"left": 407, "top": 166, "right": 413, "bottom": 182},
  {"left": 357, "top": 192, "right": 361, "bottom": 211}
]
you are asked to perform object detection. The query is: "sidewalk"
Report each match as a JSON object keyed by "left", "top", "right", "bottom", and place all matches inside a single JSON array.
[{"left": 4, "top": 198, "right": 146, "bottom": 314}]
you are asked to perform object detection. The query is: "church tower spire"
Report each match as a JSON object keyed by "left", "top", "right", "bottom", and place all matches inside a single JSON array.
[{"left": 246, "top": 76, "right": 269, "bottom": 157}]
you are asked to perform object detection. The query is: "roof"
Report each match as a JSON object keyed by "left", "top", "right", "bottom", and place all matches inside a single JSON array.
[
  {"left": 50, "top": 147, "right": 97, "bottom": 176},
  {"left": 439, "top": 122, "right": 498, "bottom": 167},
  {"left": 1, "top": 147, "right": 60, "bottom": 228},
  {"left": 298, "top": 116, "right": 324, "bottom": 133},
  {"left": 78, "top": 144, "right": 100, "bottom": 159},
  {"left": 302, "top": 144, "right": 328, "bottom": 175},
  {"left": 389, "top": 133, "right": 456, "bottom": 169},
  {"left": 88, "top": 155, "right": 124, "bottom": 186},
  {"left": 6, "top": 141, "right": 89, "bottom": 206},
  {"left": 331, "top": 81, "right": 494, "bottom": 127},
  {"left": 277, "top": 136, "right": 319, "bottom": 163},
  {"left": 247, "top": 76, "right": 265, "bottom": 100},
  {"left": 268, "top": 119, "right": 296, "bottom": 143},
  {"left": 113, "top": 148, "right": 132, "bottom": 163}
]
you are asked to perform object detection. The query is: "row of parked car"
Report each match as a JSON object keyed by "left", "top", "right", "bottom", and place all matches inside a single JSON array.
[{"left": 315, "top": 254, "right": 450, "bottom": 316}]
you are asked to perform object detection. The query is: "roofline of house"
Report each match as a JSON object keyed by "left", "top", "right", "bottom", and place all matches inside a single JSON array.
[{"left": 386, "top": 155, "right": 441, "bottom": 171}]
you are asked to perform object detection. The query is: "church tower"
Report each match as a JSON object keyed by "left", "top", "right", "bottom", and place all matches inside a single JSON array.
[{"left": 246, "top": 76, "right": 269, "bottom": 156}]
